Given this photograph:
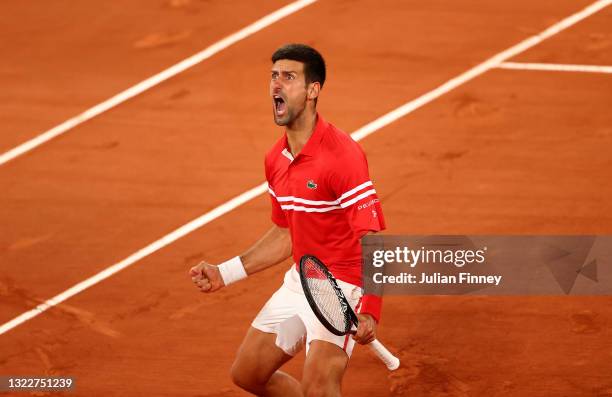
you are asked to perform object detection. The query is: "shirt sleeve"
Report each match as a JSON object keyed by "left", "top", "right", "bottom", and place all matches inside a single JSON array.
[
  {"left": 329, "top": 150, "right": 386, "bottom": 238},
  {"left": 268, "top": 185, "right": 289, "bottom": 228},
  {"left": 265, "top": 155, "right": 289, "bottom": 228}
]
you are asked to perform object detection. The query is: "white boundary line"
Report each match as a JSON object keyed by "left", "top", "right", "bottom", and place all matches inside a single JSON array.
[
  {"left": 0, "top": 0, "right": 317, "bottom": 167},
  {"left": 1, "top": 0, "right": 610, "bottom": 336},
  {"left": 350, "top": 0, "right": 612, "bottom": 142},
  {"left": 498, "top": 61, "right": 612, "bottom": 74},
  {"left": 0, "top": 183, "right": 268, "bottom": 335}
]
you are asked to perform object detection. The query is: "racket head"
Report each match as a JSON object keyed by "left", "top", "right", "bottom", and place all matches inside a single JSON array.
[{"left": 299, "top": 255, "right": 358, "bottom": 336}]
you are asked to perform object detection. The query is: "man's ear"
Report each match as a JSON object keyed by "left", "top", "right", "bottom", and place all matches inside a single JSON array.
[{"left": 308, "top": 82, "right": 321, "bottom": 101}]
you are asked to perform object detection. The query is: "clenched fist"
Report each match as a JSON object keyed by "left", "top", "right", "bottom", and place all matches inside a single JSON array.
[
  {"left": 189, "top": 261, "right": 225, "bottom": 293},
  {"left": 353, "top": 313, "right": 376, "bottom": 345}
]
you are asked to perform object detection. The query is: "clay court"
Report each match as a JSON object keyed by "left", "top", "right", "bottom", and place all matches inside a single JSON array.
[{"left": 1, "top": 1, "right": 612, "bottom": 396}]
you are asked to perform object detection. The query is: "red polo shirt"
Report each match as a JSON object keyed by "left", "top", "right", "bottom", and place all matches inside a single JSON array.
[{"left": 265, "top": 114, "right": 386, "bottom": 321}]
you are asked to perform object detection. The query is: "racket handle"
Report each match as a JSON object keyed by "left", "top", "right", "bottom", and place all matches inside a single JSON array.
[{"left": 368, "top": 339, "right": 400, "bottom": 371}]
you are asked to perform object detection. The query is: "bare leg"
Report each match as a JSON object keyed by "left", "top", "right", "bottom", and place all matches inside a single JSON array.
[
  {"left": 231, "top": 327, "right": 302, "bottom": 396},
  {"left": 301, "top": 340, "right": 348, "bottom": 397}
]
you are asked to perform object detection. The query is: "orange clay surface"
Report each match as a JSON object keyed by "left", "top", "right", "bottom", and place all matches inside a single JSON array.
[{"left": 1, "top": 1, "right": 611, "bottom": 396}]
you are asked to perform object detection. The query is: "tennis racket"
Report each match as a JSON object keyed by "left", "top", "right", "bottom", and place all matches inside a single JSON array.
[{"left": 299, "top": 255, "right": 400, "bottom": 371}]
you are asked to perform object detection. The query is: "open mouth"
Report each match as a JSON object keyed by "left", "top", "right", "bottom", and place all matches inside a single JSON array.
[{"left": 273, "top": 95, "right": 287, "bottom": 117}]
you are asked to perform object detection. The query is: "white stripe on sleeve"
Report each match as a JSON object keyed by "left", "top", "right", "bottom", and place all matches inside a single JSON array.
[{"left": 339, "top": 189, "right": 377, "bottom": 208}]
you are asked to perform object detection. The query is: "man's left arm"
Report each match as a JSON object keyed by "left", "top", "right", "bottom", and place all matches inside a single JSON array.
[
  {"left": 329, "top": 149, "right": 386, "bottom": 344},
  {"left": 354, "top": 233, "right": 382, "bottom": 345}
]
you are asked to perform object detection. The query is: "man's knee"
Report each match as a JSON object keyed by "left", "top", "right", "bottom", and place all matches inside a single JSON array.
[
  {"left": 229, "top": 358, "right": 266, "bottom": 393},
  {"left": 302, "top": 340, "right": 347, "bottom": 397},
  {"left": 302, "top": 375, "right": 334, "bottom": 397},
  {"left": 302, "top": 366, "right": 344, "bottom": 397},
  {"left": 230, "top": 327, "right": 293, "bottom": 393}
]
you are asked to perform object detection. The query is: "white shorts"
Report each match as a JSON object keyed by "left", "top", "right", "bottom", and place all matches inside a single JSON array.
[{"left": 252, "top": 265, "right": 362, "bottom": 357}]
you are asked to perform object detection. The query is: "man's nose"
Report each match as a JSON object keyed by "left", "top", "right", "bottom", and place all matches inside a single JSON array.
[{"left": 271, "top": 79, "right": 282, "bottom": 91}]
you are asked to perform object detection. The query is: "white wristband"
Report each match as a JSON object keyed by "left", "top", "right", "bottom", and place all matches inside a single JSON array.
[{"left": 218, "top": 256, "right": 247, "bottom": 286}]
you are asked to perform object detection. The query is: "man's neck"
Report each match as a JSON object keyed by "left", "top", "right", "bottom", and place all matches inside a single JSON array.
[{"left": 286, "top": 110, "right": 317, "bottom": 157}]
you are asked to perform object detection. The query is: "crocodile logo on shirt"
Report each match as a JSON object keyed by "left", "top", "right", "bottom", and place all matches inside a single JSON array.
[{"left": 306, "top": 180, "right": 318, "bottom": 189}]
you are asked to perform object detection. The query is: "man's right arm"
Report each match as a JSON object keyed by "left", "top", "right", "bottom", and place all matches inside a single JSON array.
[
  {"left": 190, "top": 225, "right": 292, "bottom": 293},
  {"left": 240, "top": 224, "right": 292, "bottom": 274}
]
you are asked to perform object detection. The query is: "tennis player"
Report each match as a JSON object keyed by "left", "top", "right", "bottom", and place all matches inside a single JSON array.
[{"left": 190, "top": 44, "right": 386, "bottom": 397}]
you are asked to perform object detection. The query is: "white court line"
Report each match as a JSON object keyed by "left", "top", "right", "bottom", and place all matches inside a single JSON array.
[
  {"left": 498, "top": 61, "right": 612, "bottom": 74},
  {"left": 0, "top": 0, "right": 316, "bottom": 167},
  {"left": 1, "top": 0, "right": 610, "bottom": 336},
  {"left": 0, "top": 183, "right": 268, "bottom": 335},
  {"left": 351, "top": 0, "right": 612, "bottom": 142}
]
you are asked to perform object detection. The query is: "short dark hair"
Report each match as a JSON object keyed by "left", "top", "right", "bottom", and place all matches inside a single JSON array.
[{"left": 271, "top": 43, "right": 326, "bottom": 88}]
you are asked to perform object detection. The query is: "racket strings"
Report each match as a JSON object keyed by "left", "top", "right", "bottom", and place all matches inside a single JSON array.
[{"left": 303, "top": 259, "right": 351, "bottom": 333}]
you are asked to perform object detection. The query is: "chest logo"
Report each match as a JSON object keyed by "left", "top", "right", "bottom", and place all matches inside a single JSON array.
[{"left": 306, "top": 180, "right": 318, "bottom": 190}]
